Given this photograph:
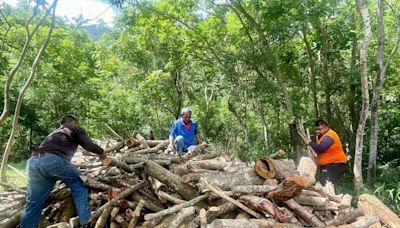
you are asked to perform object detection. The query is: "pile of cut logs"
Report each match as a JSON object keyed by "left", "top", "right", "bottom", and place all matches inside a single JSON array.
[{"left": 1, "top": 134, "right": 399, "bottom": 228}]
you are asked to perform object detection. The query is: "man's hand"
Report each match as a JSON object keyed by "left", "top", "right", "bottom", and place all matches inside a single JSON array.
[
  {"left": 304, "top": 138, "right": 312, "bottom": 145},
  {"left": 99, "top": 153, "right": 107, "bottom": 161}
]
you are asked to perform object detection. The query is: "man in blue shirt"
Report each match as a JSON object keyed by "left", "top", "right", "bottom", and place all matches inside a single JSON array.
[{"left": 169, "top": 108, "right": 202, "bottom": 156}]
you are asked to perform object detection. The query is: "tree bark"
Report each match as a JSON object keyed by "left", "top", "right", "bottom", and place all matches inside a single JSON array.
[
  {"left": 357, "top": 194, "right": 400, "bottom": 228},
  {"left": 368, "top": 4, "right": 400, "bottom": 184},
  {"left": 338, "top": 216, "right": 380, "bottom": 228},
  {"left": 144, "top": 195, "right": 207, "bottom": 221},
  {"left": 284, "top": 199, "right": 325, "bottom": 227},
  {"left": 203, "top": 181, "right": 264, "bottom": 219},
  {"left": 91, "top": 181, "right": 146, "bottom": 219},
  {"left": 197, "top": 170, "right": 264, "bottom": 191},
  {"left": 239, "top": 195, "right": 299, "bottom": 224},
  {"left": 169, "top": 206, "right": 196, "bottom": 228},
  {"left": 231, "top": 184, "right": 278, "bottom": 195},
  {"left": 354, "top": 0, "right": 372, "bottom": 190},
  {"left": 326, "top": 208, "right": 363, "bottom": 226},
  {"left": 145, "top": 160, "right": 198, "bottom": 200}
]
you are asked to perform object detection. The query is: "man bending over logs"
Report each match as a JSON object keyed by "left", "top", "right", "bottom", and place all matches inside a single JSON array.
[
  {"left": 303, "top": 119, "right": 347, "bottom": 185},
  {"left": 20, "top": 115, "right": 110, "bottom": 228},
  {"left": 168, "top": 108, "right": 203, "bottom": 156}
]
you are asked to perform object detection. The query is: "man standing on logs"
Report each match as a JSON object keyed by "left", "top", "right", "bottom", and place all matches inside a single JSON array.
[
  {"left": 304, "top": 119, "right": 347, "bottom": 185},
  {"left": 20, "top": 115, "right": 109, "bottom": 228},
  {"left": 168, "top": 108, "right": 202, "bottom": 156}
]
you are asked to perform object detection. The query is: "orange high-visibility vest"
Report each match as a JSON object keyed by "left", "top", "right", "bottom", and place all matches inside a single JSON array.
[{"left": 316, "top": 129, "right": 347, "bottom": 166}]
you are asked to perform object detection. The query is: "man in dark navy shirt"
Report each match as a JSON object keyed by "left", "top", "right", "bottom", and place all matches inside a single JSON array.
[
  {"left": 168, "top": 108, "right": 202, "bottom": 156},
  {"left": 20, "top": 115, "right": 108, "bottom": 228}
]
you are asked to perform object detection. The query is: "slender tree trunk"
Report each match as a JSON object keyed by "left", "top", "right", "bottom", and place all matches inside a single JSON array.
[
  {"left": 368, "top": 0, "right": 400, "bottom": 185},
  {"left": 354, "top": 0, "right": 372, "bottom": 191},
  {"left": 299, "top": 29, "right": 319, "bottom": 118},
  {"left": 253, "top": 98, "right": 268, "bottom": 150},
  {"left": 348, "top": 13, "right": 359, "bottom": 155},
  {"left": 0, "top": 6, "right": 43, "bottom": 124},
  {"left": 0, "top": 0, "right": 58, "bottom": 181}
]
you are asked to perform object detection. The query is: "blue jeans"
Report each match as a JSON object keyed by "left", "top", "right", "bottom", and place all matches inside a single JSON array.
[
  {"left": 20, "top": 154, "right": 90, "bottom": 228},
  {"left": 174, "top": 135, "right": 196, "bottom": 156}
]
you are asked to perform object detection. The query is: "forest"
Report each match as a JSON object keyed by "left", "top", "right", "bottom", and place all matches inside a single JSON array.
[{"left": 0, "top": 0, "right": 400, "bottom": 217}]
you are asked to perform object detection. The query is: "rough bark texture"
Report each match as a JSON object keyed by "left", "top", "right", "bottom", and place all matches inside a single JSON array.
[
  {"left": 284, "top": 199, "right": 325, "bottom": 227},
  {"left": 198, "top": 170, "right": 264, "bottom": 191},
  {"left": 144, "top": 195, "right": 207, "bottom": 221},
  {"left": 169, "top": 206, "right": 196, "bottom": 228},
  {"left": 145, "top": 160, "right": 198, "bottom": 200},
  {"left": 357, "top": 194, "right": 400, "bottom": 228},
  {"left": 354, "top": 0, "right": 372, "bottom": 191},
  {"left": 326, "top": 208, "right": 363, "bottom": 226},
  {"left": 231, "top": 184, "right": 278, "bottom": 195}
]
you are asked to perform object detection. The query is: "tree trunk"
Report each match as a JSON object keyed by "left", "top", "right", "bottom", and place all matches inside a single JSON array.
[
  {"left": 145, "top": 160, "right": 198, "bottom": 200},
  {"left": 299, "top": 29, "right": 319, "bottom": 118},
  {"left": 284, "top": 199, "right": 325, "bottom": 227},
  {"left": 0, "top": 1, "right": 58, "bottom": 181},
  {"left": 354, "top": 0, "right": 372, "bottom": 190},
  {"left": 368, "top": 0, "right": 400, "bottom": 185}
]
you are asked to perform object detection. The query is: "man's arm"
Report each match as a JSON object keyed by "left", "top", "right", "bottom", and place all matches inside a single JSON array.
[
  {"left": 75, "top": 128, "right": 105, "bottom": 157},
  {"left": 195, "top": 133, "right": 202, "bottom": 144},
  {"left": 168, "top": 122, "right": 177, "bottom": 150},
  {"left": 308, "top": 136, "right": 334, "bottom": 153}
]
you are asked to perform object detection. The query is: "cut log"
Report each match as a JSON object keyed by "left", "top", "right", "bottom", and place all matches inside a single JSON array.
[
  {"left": 157, "top": 191, "right": 186, "bottom": 204},
  {"left": 144, "top": 194, "right": 207, "bottom": 221},
  {"left": 294, "top": 195, "right": 328, "bottom": 207},
  {"left": 267, "top": 176, "right": 313, "bottom": 203},
  {"left": 357, "top": 193, "right": 400, "bottom": 228},
  {"left": 0, "top": 208, "right": 22, "bottom": 228},
  {"left": 92, "top": 181, "right": 146, "bottom": 219},
  {"left": 133, "top": 140, "right": 169, "bottom": 154},
  {"left": 123, "top": 154, "right": 181, "bottom": 165},
  {"left": 127, "top": 199, "right": 145, "bottom": 228},
  {"left": 59, "top": 198, "right": 77, "bottom": 222},
  {"left": 131, "top": 193, "right": 164, "bottom": 212},
  {"left": 326, "top": 208, "right": 363, "bottom": 226},
  {"left": 254, "top": 157, "right": 298, "bottom": 180},
  {"left": 308, "top": 183, "right": 342, "bottom": 202},
  {"left": 69, "top": 216, "right": 80, "bottom": 228},
  {"left": 125, "top": 138, "right": 166, "bottom": 148},
  {"left": 117, "top": 199, "right": 137, "bottom": 209},
  {"left": 208, "top": 219, "right": 283, "bottom": 228},
  {"left": 297, "top": 157, "right": 317, "bottom": 180},
  {"left": 169, "top": 206, "right": 196, "bottom": 228},
  {"left": 80, "top": 176, "right": 112, "bottom": 191},
  {"left": 145, "top": 160, "right": 198, "bottom": 200},
  {"left": 239, "top": 195, "right": 299, "bottom": 224},
  {"left": 102, "top": 157, "right": 136, "bottom": 173},
  {"left": 95, "top": 205, "right": 113, "bottom": 228},
  {"left": 197, "top": 170, "right": 264, "bottom": 191},
  {"left": 231, "top": 184, "right": 278, "bottom": 195},
  {"left": 111, "top": 207, "right": 121, "bottom": 220},
  {"left": 199, "top": 208, "right": 207, "bottom": 228},
  {"left": 136, "top": 133, "right": 150, "bottom": 149},
  {"left": 338, "top": 215, "right": 380, "bottom": 228},
  {"left": 181, "top": 142, "right": 208, "bottom": 161},
  {"left": 284, "top": 199, "right": 325, "bottom": 227},
  {"left": 203, "top": 182, "right": 264, "bottom": 219}
]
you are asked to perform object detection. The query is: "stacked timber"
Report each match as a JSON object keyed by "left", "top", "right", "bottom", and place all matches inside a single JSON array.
[{"left": 0, "top": 135, "right": 399, "bottom": 228}]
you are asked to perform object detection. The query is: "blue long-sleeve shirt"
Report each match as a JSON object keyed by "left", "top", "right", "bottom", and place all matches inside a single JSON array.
[
  {"left": 309, "top": 136, "right": 334, "bottom": 153},
  {"left": 170, "top": 119, "right": 198, "bottom": 148}
]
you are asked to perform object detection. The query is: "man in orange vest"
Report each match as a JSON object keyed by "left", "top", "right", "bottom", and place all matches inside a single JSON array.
[{"left": 304, "top": 119, "right": 347, "bottom": 185}]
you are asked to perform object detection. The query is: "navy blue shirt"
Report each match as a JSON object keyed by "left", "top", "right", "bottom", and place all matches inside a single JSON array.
[{"left": 170, "top": 119, "right": 198, "bottom": 148}]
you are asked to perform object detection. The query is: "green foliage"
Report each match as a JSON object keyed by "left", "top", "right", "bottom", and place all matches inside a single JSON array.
[{"left": 0, "top": 1, "right": 400, "bottom": 196}]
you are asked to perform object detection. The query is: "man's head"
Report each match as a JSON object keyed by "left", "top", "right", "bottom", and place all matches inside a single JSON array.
[
  {"left": 180, "top": 107, "right": 192, "bottom": 123},
  {"left": 60, "top": 115, "right": 78, "bottom": 127},
  {"left": 315, "top": 119, "right": 329, "bottom": 137}
]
